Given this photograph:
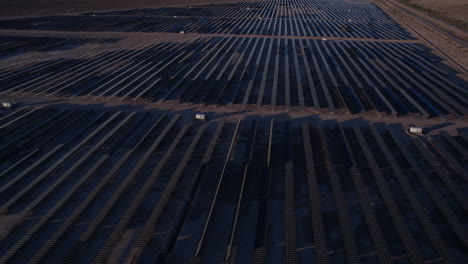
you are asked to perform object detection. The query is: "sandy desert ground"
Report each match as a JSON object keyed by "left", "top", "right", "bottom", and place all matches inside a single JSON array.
[{"left": 404, "top": 0, "right": 467, "bottom": 26}]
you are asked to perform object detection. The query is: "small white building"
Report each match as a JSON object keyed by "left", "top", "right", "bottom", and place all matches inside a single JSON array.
[
  {"left": 409, "top": 126, "right": 423, "bottom": 134},
  {"left": 2, "top": 102, "right": 15, "bottom": 109},
  {"left": 195, "top": 114, "right": 206, "bottom": 121}
]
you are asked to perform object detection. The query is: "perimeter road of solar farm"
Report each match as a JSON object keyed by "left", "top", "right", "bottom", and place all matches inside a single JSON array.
[{"left": 0, "top": 0, "right": 466, "bottom": 264}]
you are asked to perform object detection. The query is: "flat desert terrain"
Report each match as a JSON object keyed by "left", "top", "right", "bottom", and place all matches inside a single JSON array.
[{"left": 405, "top": 0, "right": 467, "bottom": 26}]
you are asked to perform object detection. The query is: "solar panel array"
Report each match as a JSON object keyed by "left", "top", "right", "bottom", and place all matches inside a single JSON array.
[
  {"left": 0, "top": 107, "right": 466, "bottom": 263},
  {"left": 0, "top": 0, "right": 411, "bottom": 39},
  {"left": 0, "top": 36, "right": 465, "bottom": 117},
  {"left": 0, "top": 0, "right": 466, "bottom": 263}
]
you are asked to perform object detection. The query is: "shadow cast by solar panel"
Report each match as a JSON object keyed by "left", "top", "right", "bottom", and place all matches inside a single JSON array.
[{"left": 0, "top": 35, "right": 119, "bottom": 61}]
